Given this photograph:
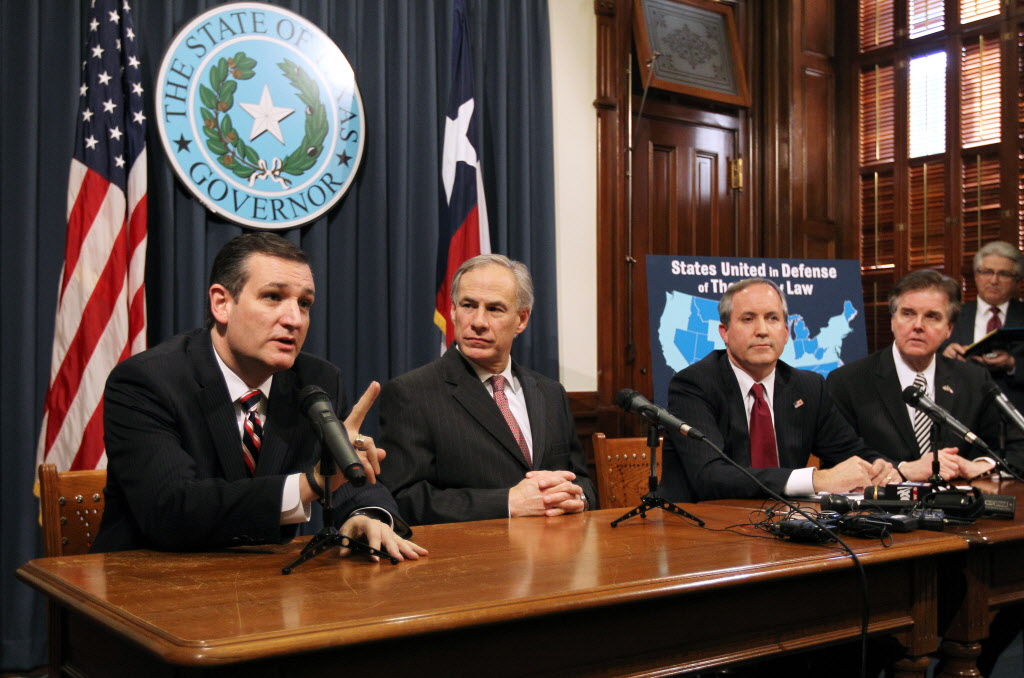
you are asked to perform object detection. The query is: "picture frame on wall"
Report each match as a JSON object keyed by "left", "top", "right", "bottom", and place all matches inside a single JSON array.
[{"left": 633, "top": 0, "right": 750, "bottom": 108}]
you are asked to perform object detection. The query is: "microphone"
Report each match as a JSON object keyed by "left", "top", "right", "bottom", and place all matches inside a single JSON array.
[
  {"left": 984, "top": 382, "right": 1024, "bottom": 436},
  {"left": 819, "top": 493, "right": 921, "bottom": 515},
  {"left": 902, "top": 385, "right": 993, "bottom": 454},
  {"left": 299, "top": 385, "right": 366, "bottom": 487},
  {"left": 864, "top": 483, "right": 930, "bottom": 502},
  {"left": 614, "top": 389, "right": 705, "bottom": 440}
]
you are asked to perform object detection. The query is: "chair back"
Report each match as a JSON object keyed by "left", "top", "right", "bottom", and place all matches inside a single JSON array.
[
  {"left": 38, "top": 463, "right": 107, "bottom": 557},
  {"left": 592, "top": 432, "right": 662, "bottom": 509}
]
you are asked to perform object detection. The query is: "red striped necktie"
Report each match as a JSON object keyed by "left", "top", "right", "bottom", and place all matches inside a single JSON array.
[{"left": 240, "top": 390, "right": 263, "bottom": 475}]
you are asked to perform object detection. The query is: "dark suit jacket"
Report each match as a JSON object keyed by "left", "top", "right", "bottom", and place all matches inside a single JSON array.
[
  {"left": 378, "top": 347, "right": 597, "bottom": 525},
  {"left": 93, "top": 329, "right": 406, "bottom": 552},
  {"left": 944, "top": 299, "right": 1024, "bottom": 412},
  {"left": 825, "top": 346, "right": 1024, "bottom": 469},
  {"left": 657, "top": 350, "right": 879, "bottom": 502}
]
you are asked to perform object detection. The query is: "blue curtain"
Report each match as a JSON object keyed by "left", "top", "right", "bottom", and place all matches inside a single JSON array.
[{"left": 0, "top": 0, "right": 557, "bottom": 669}]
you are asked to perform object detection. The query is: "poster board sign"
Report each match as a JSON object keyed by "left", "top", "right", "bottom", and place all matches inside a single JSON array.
[{"left": 646, "top": 255, "right": 868, "bottom": 405}]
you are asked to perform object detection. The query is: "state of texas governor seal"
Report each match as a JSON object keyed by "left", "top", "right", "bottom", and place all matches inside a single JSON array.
[{"left": 155, "top": 3, "right": 364, "bottom": 229}]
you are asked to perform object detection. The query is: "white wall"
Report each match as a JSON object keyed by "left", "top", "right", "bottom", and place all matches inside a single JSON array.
[{"left": 549, "top": 0, "right": 598, "bottom": 391}]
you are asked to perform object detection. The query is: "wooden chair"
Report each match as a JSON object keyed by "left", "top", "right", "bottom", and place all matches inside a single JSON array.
[
  {"left": 38, "top": 463, "right": 106, "bottom": 557},
  {"left": 592, "top": 432, "right": 662, "bottom": 509},
  {"left": 37, "top": 463, "right": 107, "bottom": 678}
]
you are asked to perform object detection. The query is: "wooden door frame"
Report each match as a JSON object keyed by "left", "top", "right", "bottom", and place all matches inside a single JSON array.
[{"left": 590, "top": 0, "right": 754, "bottom": 437}]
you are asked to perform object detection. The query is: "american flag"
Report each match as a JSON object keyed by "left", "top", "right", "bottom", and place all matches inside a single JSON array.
[
  {"left": 37, "top": 0, "right": 148, "bottom": 472},
  {"left": 434, "top": 0, "right": 490, "bottom": 348}
]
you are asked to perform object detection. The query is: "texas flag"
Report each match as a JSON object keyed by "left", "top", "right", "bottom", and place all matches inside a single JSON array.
[{"left": 434, "top": 0, "right": 490, "bottom": 349}]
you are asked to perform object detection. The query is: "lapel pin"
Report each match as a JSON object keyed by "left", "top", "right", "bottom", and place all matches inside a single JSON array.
[
  {"left": 794, "top": 399, "right": 804, "bottom": 409},
  {"left": 942, "top": 385, "right": 953, "bottom": 394}
]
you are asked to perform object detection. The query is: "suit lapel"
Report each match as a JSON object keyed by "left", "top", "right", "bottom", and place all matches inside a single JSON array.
[
  {"left": 190, "top": 332, "right": 250, "bottom": 481},
  {"left": 261, "top": 369, "right": 303, "bottom": 475},
  {"left": 771, "top": 366, "right": 796, "bottom": 467},
  {"left": 937, "top": 358, "right": 958, "bottom": 417},
  {"left": 1005, "top": 299, "right": 1024, "bottom": 327},
  {"left": 443, "top": 350, "right": 531, "bottom": 470},
  {"left": 875, "top": 349, "right": 920, "bottom": 455},
  {"left": 517, "top": 363, "right": 544, "bottom": 469},
  {"left": 717, "top": 353, "right": 752, "bottom": 465}
]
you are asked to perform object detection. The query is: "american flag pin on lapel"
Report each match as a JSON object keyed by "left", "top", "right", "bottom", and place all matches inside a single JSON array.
[
  {"left": 942, "top": 385, "right": 953, "bottom": 394},
  {"left": 794, "top": 399, "right": 804, "bottom": 409}
]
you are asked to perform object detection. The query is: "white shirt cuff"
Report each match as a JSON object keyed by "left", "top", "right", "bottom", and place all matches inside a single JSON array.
[
  {"left": 280, "top": 473, "right": 312, "bottom": 525},
  {"left": 784, "top": 466, "right": 816, "bottom": 496}
]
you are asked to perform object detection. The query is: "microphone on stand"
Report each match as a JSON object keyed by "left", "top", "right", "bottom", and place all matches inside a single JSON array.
[
  {"left": 614, "top": 389, "right": 705, "bottom": 440},
  {"left": 902, "top": 385, "right": 993, "bottom": 454},
  {"left": 300, "top": 385, "right": 366, "bottom": 487},
  {"left": 984, "top": 382, "right": 1024, "bottom": 436}
]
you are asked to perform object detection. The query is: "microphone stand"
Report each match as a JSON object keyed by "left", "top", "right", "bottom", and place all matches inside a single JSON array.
[
  {"left": 927, "top": 421, "right": 948, "bottom": 490},
  {"left": 282, "top": 446, "right": 397, "bottom": 574},
  {"left": 611, "top": 424, "right": 704, "bottom": 527}
]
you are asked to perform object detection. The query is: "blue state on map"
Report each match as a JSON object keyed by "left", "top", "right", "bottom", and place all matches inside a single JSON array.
[{"left": 658, "top": 292, "right": 857, "bottom": 377}]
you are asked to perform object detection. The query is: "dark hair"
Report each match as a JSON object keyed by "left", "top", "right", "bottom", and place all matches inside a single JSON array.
[
  {"left": 718, "top": 278, "right": 788, "bottom": 327},
  {"left": 887, "top": 269, "right": 961, "bottom": 324},
  {"left": 205, "top": 233, "right": 310, "bottom": 328}
]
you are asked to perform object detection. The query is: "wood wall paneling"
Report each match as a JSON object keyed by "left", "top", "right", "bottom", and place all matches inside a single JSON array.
[{"left": 584, "top": 0, "right": 841, "bottom": 442}]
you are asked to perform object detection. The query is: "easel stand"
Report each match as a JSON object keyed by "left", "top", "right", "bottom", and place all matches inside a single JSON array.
[
  {"left": 282, "top": 454, "right": 397, "bottom": 574},
  {"left": 611, "top": 425, "right": 704, "bottom": 528}
]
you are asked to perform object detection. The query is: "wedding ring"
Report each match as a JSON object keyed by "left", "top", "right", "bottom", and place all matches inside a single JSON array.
[
  {"left": 353, "top": 434, "right": 366, "bottom": 449},
  {"left": 885, "top": 475, "right": 893, "bottom": 483}
]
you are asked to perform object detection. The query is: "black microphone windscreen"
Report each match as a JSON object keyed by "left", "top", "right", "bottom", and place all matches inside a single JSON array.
[
  {"left": 819, "top": 494, "right": 852, "bottom": 514},
  {"left": 299, "top": 384, "right": 330, "bottom": 413},
  {"left": 902, "top": 385, "right": 923, "bottom": 405},
  {"left": 614, "top": 388, "right": 639, "bottom": 410}
]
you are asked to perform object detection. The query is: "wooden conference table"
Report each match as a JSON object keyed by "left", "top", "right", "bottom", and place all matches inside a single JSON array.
[
  {"left": 19, "top": 504, "right": 967, "bottom": 678},
  {"left": 710, "top": 479, "right": 1024, "bottom": 678}
]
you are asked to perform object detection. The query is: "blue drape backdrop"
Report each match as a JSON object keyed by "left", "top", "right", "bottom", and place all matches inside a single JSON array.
[{"left": 0, "top": 0, "right": 557, "bottom": 669}]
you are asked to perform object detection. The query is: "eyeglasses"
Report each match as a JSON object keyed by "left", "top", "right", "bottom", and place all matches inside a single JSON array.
[{"left": 976, "top": 268, "right": 1017, "bottom": 281}]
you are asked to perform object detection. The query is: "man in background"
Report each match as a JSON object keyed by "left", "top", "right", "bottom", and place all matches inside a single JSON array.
[
  {"left": 942, "top": 240, "right": 1024, "bottom": 411},
  {"left": 379, "top": 254, "right": 596, "bottom": 525}
]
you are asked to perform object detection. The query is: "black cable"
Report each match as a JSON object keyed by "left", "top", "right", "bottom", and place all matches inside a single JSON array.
[{"left": 694, "top": 437, "right": 872, "bottom": 678}]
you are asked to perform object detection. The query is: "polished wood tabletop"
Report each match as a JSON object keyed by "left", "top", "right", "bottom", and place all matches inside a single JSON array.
[{"left": 19, "top": 504, "right": 967, "bottom": 677}]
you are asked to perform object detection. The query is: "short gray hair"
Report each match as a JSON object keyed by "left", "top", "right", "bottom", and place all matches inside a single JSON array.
[
  {"left": 718, "top": 278, "right": 788, "bottom": 327},
  {"left": 974, "top": 241, "right": 1023, "bottom": 278},
  {"left": 451, "top": 253, "right": 534, "bottom": 311}
]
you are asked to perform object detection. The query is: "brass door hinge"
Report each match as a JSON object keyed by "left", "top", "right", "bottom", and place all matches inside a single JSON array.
[{"left": 729, "top": 157, "right": 743, "bottom": 191}]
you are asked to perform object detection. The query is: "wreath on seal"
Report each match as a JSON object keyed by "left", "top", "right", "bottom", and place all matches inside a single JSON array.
[{"left": 199, "top": 53, "right": 328, "bottom": 187}]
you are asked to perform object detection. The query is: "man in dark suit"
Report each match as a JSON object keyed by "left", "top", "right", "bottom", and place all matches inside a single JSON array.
[
  {"left": 94, "top": 233, "right": 426, "bottom": 562},
  {"left": 826, "top": 269, "right": 1024, "bottom": 481},
  {"left": 658, "top": 278, "right": 893, "bottom": 502},
  {"left": 941, "top": 240, "right": 1024, "bottom": 412},
  {"left": 378, "top": 254, "right": 596, "bottom": 525}
]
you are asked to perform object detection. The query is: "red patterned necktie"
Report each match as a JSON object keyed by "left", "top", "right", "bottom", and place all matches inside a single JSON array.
[
  {"left": 988, "top": 306, "right": 1002, "bottom": 333},
  {"left": 749, "top": 383, "right": 778, "bottom": 468},
  {"left": 490, "top": 375, "right": 532, "bottom": 466},
  {"left": 240, "top": 389, "right": 263, "bottom": 475}
]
